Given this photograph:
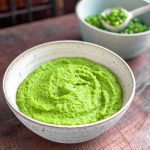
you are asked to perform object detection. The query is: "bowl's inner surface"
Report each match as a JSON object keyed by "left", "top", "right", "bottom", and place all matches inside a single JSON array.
[
  {"left": 77, "top": 0, "right": 150, "bottom": 26},
  {"left": 4, "top": 42, "right": 134, "bottom": 118}
]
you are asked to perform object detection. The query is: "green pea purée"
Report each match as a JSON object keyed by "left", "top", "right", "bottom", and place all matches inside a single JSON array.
[{"left": 16, "top": 58, "right": 123, "bottom": 125}]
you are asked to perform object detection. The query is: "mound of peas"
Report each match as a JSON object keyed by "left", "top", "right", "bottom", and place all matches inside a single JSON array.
[
  {"left": 85, "top": 8, "right": 150, "bottom": 34},
  {"left": 102, "top": 8, "right": 127, "bottom": 27}
]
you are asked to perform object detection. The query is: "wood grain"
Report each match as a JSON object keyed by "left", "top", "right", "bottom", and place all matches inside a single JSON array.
[{"left": 0, "top": 14, "right": 150, "bottom": 150}]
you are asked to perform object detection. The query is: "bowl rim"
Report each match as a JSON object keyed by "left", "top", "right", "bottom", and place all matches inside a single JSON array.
[
  {"left": 3, "top": 40, "right": 136, "bottom": 128},
  {"left": 75, "top": 0, "right": 150, "bottom": 37}
]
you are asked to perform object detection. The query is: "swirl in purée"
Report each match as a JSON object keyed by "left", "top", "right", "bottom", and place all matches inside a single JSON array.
[{"left": 17, "top": 58, "right": 123, "bottom": 125}]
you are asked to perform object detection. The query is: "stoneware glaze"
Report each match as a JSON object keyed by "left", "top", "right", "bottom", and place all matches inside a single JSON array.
[
  {"left": 76, "top": 0, "right": 150, "bottom": 59},
  {"left": 3, "top": 41, "right": 135, "bottom": 143}
]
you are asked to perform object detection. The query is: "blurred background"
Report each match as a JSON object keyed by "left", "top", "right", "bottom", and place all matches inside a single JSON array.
[{"left": 0, "top": 0, "right": 79, "bottom": 28}]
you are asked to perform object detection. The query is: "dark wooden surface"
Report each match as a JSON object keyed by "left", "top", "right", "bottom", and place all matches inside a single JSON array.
[{"left": 0, "top": 14, "right": 150, "bottom": 150}]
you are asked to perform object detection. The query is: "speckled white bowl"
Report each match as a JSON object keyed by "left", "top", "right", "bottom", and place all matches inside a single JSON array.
[
  {"left": 76, "top": 0, "right": 150, "bottom": 59},
  {"left": 3, "top": 41, "right": 135, "bottom": 143}
]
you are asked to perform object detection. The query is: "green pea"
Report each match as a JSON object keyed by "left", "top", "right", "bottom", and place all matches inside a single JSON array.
[{"left": 85, "top": 8, "right": 150, "bottom": 34}]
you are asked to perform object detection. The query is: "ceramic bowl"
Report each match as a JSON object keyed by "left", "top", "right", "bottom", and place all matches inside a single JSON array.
[
  {"left": 76, "top": 0, "right": 150, "bottom": 59},
  {"left": 3, "top": 41, "right": 135, "bottom": 143}
]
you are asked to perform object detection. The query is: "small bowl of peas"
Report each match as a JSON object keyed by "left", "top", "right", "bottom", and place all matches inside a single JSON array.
[{"left": 76, "top": 0, "right": 150, "bottom": 59}]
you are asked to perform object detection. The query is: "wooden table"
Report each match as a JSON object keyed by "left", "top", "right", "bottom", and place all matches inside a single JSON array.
[{"left": 0, "top": 14, "right": 150, "bottom": 150}]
